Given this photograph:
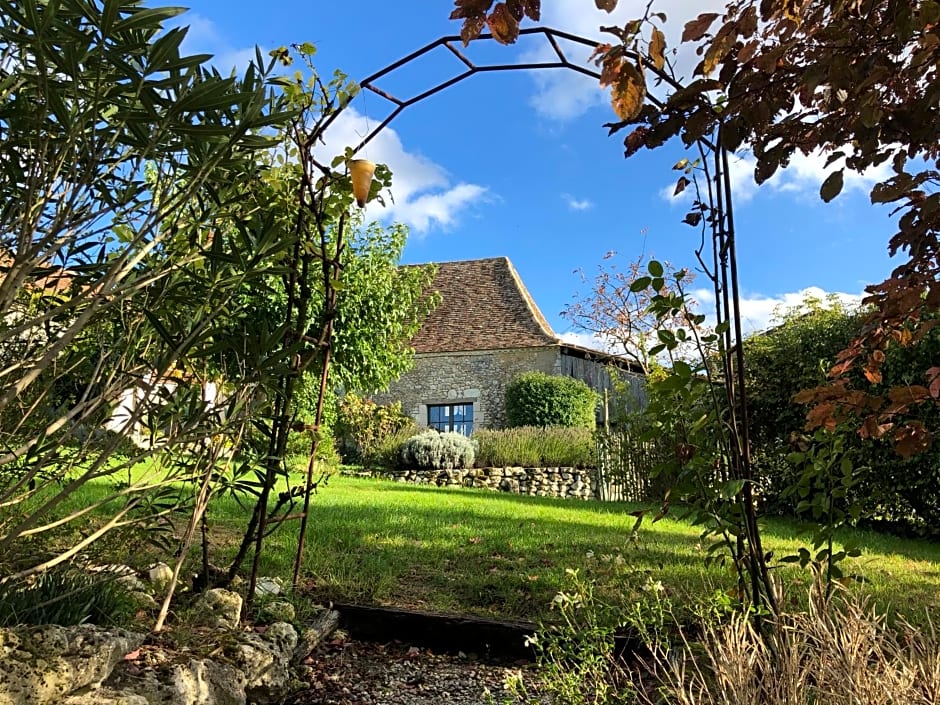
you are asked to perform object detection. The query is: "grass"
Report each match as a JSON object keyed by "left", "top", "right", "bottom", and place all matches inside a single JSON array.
[
  {"left": 211, "top": 475, "right": 940, "bottom": 624},
  {"left": 31, "top": 473, "right": 940, "bottom": 625}
]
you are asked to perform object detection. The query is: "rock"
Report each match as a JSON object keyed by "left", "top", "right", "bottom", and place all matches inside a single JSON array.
[
  {"left": 147, "top": 563, "right": 173, "bottom": 589},
  {"left": 63, "top": 687, "right": 150, "bottom": 705},
  {"left": 130, "top": 591, "right": 158, "bottom": 609},
  {"left": 0, "top": 624, "right": 144, "bottom": 705},
  {"left": 291, "top": 609, "right": 340, "bottom": 666},
  {"left": 253, "top": 577, "right": 282, "bottom": 598},
  {"left": 259, "top": 600, "right": 295, "bottom": 624},
  {"left": 106, "top": 657, "right": 247, "bottom": 705},
  {"left": 228, "top": 622, "right": 297, "bottom": 703},
  {"left": 192, "top": 588, "right": 242, "bottom": 630}
]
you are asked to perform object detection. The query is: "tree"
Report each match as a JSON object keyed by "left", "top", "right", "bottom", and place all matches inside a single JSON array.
[
  {"left": 743, "top": 297, "right": 866, "bottom": 446},
  {"left": 448, "top": 0, "right": 940, "bottom": 457},
  {"left": 564, "top": 251, "right": 706, "bottom": 376},
  {"left": 316, "top": 219, "right": 438, "bottom": 394},
  {"left": 744, "top": 299, "right": 940, "bottom": 532},
  {"left": 0, "top": 0, "right": 294, "bottom": 583}
]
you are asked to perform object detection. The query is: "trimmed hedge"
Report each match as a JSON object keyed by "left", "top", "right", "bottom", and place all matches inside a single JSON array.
[{"left": 504, "top": 372, "right": 598, "bottom": 429}]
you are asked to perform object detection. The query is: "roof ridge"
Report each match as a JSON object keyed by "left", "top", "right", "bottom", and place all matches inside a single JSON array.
[{"left": 500, "top": 257, "right": 558, "bottom": 342}]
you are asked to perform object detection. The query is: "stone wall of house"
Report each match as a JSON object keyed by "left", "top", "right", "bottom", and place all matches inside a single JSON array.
[
  {"left": 370, "top": 346, "right": 559, "bottom": 430},
  {"left": 376, "top": 466, "right": 598, "bottom": 500}
]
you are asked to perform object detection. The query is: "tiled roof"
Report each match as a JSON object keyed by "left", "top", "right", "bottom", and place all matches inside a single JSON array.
[{"left": 411, "top": 257, "right": 560, "bottom": 354}]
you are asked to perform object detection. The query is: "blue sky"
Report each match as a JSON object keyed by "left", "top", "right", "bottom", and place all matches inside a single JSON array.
[{"left": 175, "top": 0, "right": 899, "bottom": 343}]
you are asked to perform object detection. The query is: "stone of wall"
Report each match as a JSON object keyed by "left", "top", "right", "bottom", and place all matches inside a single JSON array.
[
  {"left": 370, "top": 346, "right": 559, "bottom": 430},
  {"left": 376, "top": 466, "right": 598, "bottom": 501}
]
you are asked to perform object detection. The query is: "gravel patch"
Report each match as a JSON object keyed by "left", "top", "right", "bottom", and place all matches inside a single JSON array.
[{"left": 286, "top": 631, "right": 545, "bottom": 705}]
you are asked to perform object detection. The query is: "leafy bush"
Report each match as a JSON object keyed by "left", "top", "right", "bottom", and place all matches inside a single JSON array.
[
  {"left": 0, "top": 568, "right": 138, "bottom": 627},
  {"left": 336, "top": 394, "right": 415, "bottom": 466},
  {"left": 473, "top": 426, "right": 595, "bottom": 468},
  {"left": 743, "top": 300, "right": 940, "bottom": 532},
  {"left": 371, "top": 422, "right": 419, "bottom": 470},
  {"left": 505, "top": 372, "right": 598, "bottom": 429},
  {"left": 399, "top": 430, "right": 475, "bottom": 470}
]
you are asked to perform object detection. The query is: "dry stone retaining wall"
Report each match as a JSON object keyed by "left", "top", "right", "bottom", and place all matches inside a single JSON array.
[{"left": 377, "top": 466, "right": 599, "bottom": 500}]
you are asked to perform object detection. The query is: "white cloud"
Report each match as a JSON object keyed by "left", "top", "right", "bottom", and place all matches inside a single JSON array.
[
  {"left": 179, "top": 14, "right": 262, "bottom": 74},
  {"left": 176, "top": 15, "right": 488, "bottom": 235},
  {"left": 560, "top": 329, "right": 608, "bottom": 349},
  {"left": 314, "top": 108, "right": 489, "bottom": 234},
  {"left": 692, "top": 285, "right": 863, "bottom": 336},
  {"left": 661, "top": 149, "right": 893, "bottom": 206},
  {"left": 524, "top": 0, "right": 728, "bottom": 120},
  {"left": 563, "top": 193, "right": 594, "bottom": 211}
]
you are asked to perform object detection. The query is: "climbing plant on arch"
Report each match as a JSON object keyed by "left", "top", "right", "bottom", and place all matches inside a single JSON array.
[{"left": 315, "top": 21, "right": 778, "bottom": 613}]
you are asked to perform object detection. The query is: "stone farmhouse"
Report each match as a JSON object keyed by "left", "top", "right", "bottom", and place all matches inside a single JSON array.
[{"left": 369, "top": 257, "right": 645, "bottom": 435}]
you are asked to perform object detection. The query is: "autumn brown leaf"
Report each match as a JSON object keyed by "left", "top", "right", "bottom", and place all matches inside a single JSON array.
[
  {"left": 486, "top": 3, "right": 520, "bottom": 44},
  {"left": 506, "top": 0, "right": 525, "bottom": 20},
  {"left": 737, "top": 39, "right": 760, "bottom": 64},
  {"left": 595, "top": 0, "right": 618, "bottom": 12},
  {"left": 682, "top": 12, "right": 719, "bottom": 43},
  {"left": 820, "top": 169, "right": 844, "bottom": 202},
  {"left": 701, "top": 24, "right": 737, "bottom": 76},
  {"left": 894, "top": 421, "right": 931, "bottom": 458},
  {"left": 887, "top": 385, "right": 930, "bottom": 405},
  {"left": 624, "top": 126, "right": 649, "bottom": 157},
  {"left": 523, "top": 0, "right": 540, "bottom": 21},
  {"left": 460, "top": 16, "right": 486, "bottom": 45},
  {"left": 860, "top": 416, "right": 892, "bottom": 441},
  {"left": 805, "top": 402, "right": 837, "bottom": 432},
  {"left": 674, "top": 175, "right": 690, "bottom": 196},
  {"left": 450, "top": 0, "right": 493, "bottom": 20},
  {"left": 650, "top": 27, "right": 666, "bottom": 70},
  {"left": 611, "top": 61, "right": 646, "bottom": 120},
  {"left": 928, "top": 366, "right": 940, "bottom": 398}
]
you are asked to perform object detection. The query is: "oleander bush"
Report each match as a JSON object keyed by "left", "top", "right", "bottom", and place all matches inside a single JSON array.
[
  {"left": 473, "top": 426, "right": 595, "bottom": 468},
  {"left": 399, "top": 430, "right": 476, "bottom": 470}
]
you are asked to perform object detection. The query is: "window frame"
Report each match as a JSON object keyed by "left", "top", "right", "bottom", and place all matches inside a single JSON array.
[{"left": 427, "top": 402, "right": 474, "bottom": 436}]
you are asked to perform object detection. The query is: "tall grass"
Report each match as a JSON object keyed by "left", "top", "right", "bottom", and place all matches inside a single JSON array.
[
  {"left": 473, "top": 426, "right": 594, "bottom": 468},
  {"left": 643, "top": 586, "right": 940, "bottom": 705}
]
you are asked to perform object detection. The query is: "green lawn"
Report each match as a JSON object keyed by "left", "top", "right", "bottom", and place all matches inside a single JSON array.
[
  {"left": 41, "top": 472, "right": 940, "bottom": 624},
  {"left": 210, "top": 475, "right": 940, "bottom": 624}
]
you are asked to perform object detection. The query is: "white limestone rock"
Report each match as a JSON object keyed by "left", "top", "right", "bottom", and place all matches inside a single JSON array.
[
  {"left": 0, "top": 625, "right": 144, "bottom": 705},
  {"left": 147, "top": 563, "right": 173, "bottom": 589},
  {"left": 228, "top": 622, "right": 297, "bottom": 703},
  {"left": 192, "top": 589, "right": 242, "bottom": 631}
]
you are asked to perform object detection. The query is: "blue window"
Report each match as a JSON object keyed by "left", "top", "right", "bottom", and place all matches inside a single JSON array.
[{"left": 428, "top": 403, "right": 474, "bottom": 436}]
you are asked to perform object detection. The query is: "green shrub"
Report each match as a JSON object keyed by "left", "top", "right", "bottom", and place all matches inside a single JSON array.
[
  {"left": 473, "top": 426, "right": 595, "bottom": 468},
  {"left": 399, "top": 430, "right": 476, "bottom": 470},
  {"left": 336, "top": 393, "right": 414, "bottom": 466},
  {"left": 0, "top": 567, "right": 138, "bottom": 627},
  {"left": 505, "top": 372, "right": 598, "bottom": 429},
  {"left": 371, "top": 421, "right": 419, "bottom": 470}
]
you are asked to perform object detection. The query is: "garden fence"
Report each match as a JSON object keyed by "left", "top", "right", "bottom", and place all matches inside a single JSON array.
[{"left": 593, "top": 429, "right": 671, "bottom": 502}]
